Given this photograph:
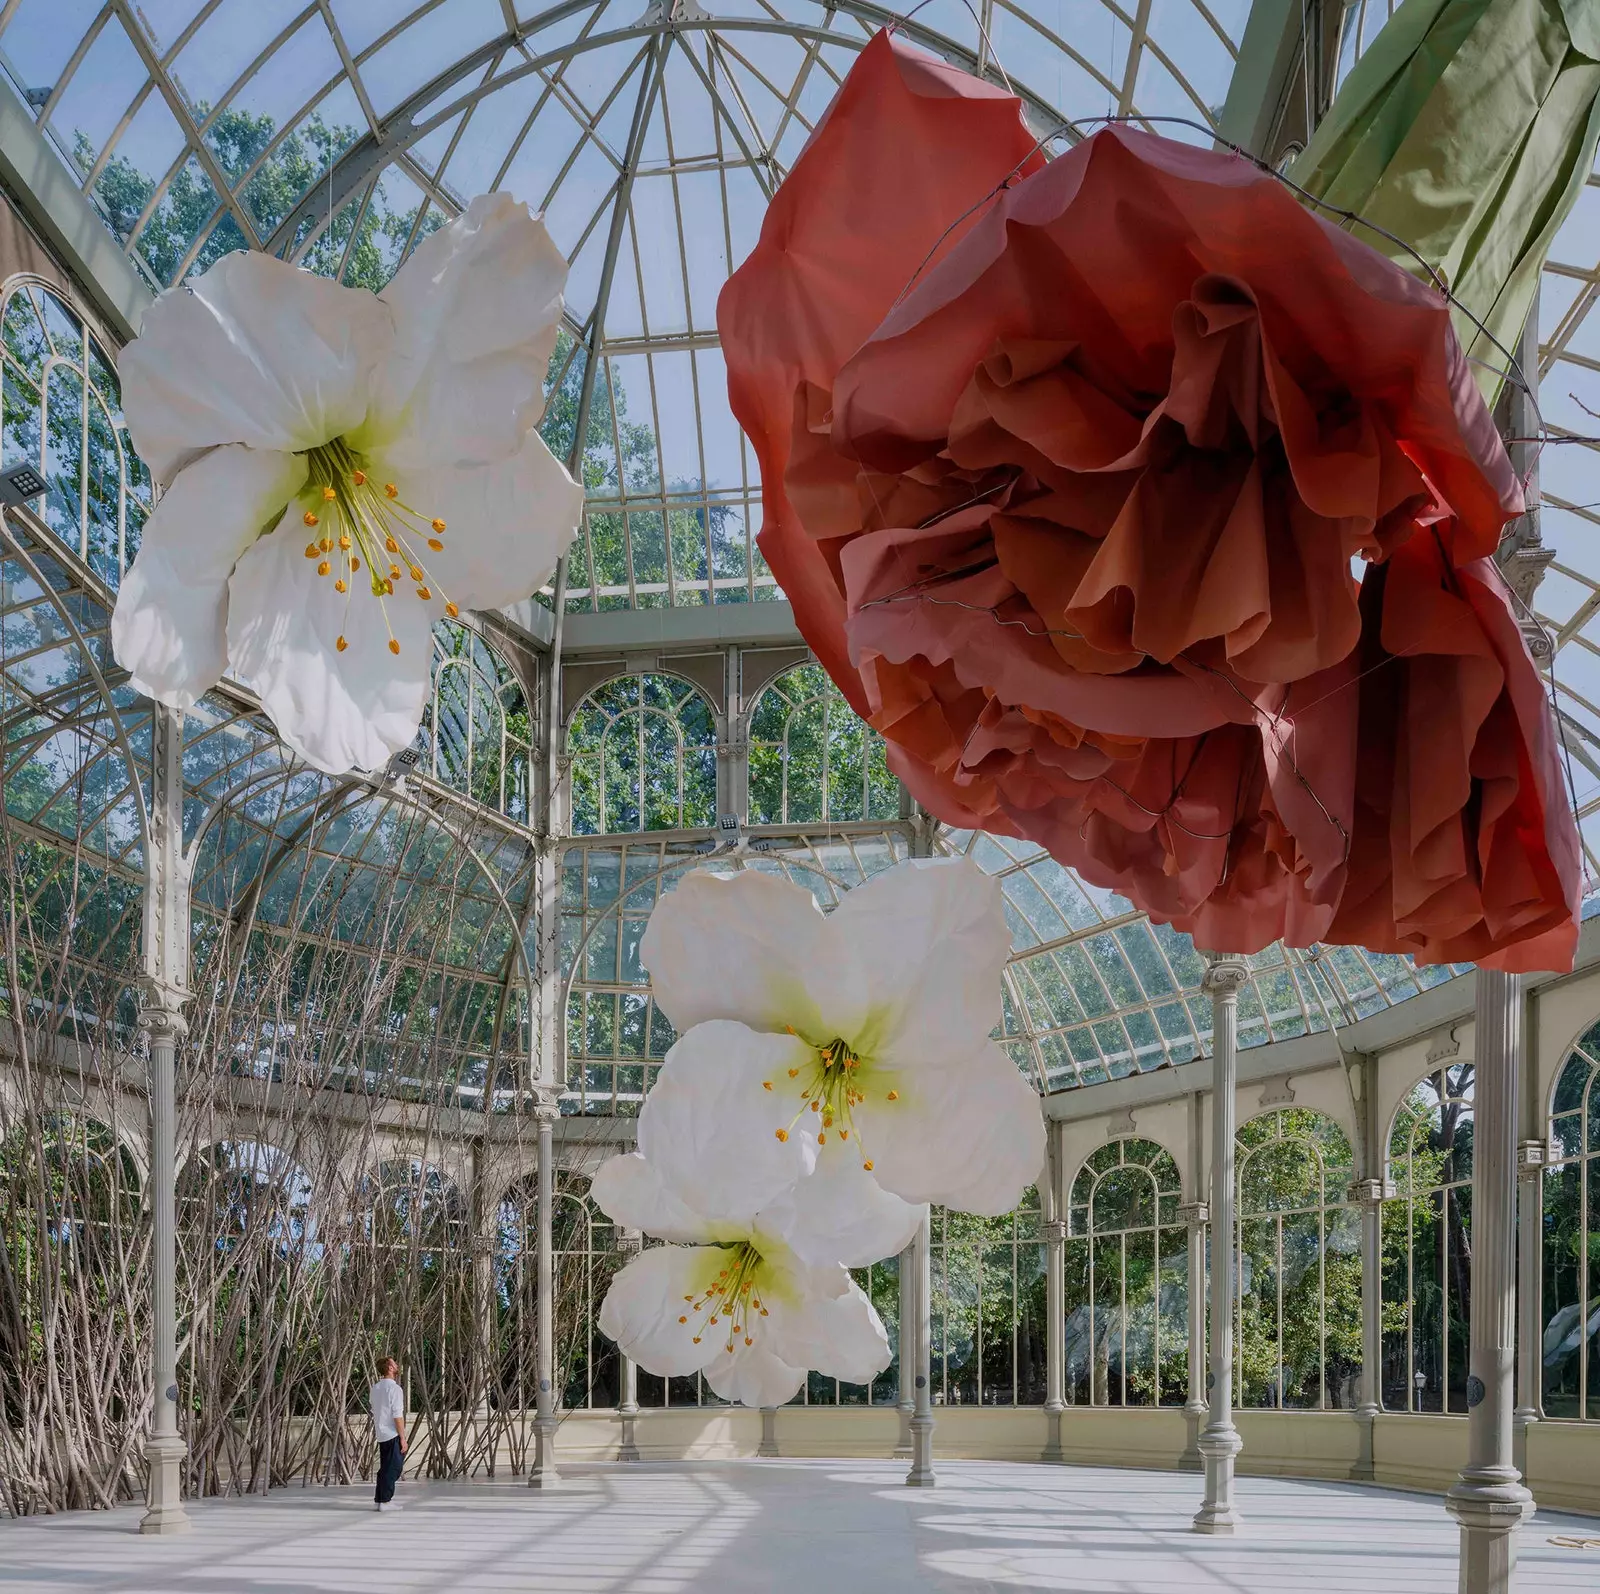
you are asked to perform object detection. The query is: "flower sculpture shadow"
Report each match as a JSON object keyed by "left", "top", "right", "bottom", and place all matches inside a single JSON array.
[
  {"left": 591, "top": 857, "right": 1044, "bottom": 1405},
  {"left": 718, "top": 32, "right": 1580, "bottom": 973},
  {"left": 112, "top": 194, "right": 584, "bottom": 775}
]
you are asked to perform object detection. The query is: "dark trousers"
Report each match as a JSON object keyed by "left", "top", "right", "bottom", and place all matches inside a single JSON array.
[{"left": 375, "top": 1437, "right": 403, "bottom": 1504}]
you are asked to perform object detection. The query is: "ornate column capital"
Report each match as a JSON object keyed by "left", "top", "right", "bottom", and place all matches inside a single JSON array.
[
  {"left": 618, "top": 1226, "right": 643, "bottom": 1256},
  {"left": 1347, "top": 1177, "right": 1394, "bottom": 1206},
  {"left": 532, "top": 1089, "right": 561, "bottom": 1126},
  {"left": 1178, "top": 1200, "right": 1210, "bottom": 1226},
  {"left": 1200, "top": 955, "right": 1250, "bottom": 999},
  {"left": 1516, "top": 1139, "right": 1547, "bottom": 1178},
  {"left": 137, "top": 983, "right": 189, "bottom": 1041},
  {"left": 1044, "top": 1218, "right": 1067, "bottom": 1245}
]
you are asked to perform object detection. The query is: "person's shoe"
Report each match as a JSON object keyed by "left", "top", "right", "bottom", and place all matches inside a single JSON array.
[{"left": 378, "top": 1502, "right": 403, "bottom": 1512}]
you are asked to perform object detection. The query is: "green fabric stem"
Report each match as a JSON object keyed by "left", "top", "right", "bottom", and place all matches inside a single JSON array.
[{"left": 1290, "top": 0, "right": 1600, "bottom": 403}]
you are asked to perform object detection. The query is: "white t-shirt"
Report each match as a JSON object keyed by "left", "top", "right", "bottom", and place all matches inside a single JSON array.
[{"left": 370, "top": 1377, "right": 404, "bottom": 1441}]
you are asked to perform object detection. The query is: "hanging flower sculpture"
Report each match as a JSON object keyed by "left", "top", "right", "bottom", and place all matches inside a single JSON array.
[
  {"left": 639, "top": 859, "right": 1045, "bottom": 1214},
  {"left": 112, "top": 194, "right": 584, "bottom": 775},
  {"left": 591, "top": 1022, "right": 904, "bottom": 1407},
  {"left": 718, "top": 32, "right": 1580, "bottom": 972}
]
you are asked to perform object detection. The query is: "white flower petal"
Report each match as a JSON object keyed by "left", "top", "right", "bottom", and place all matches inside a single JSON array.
[
  {"left": 225, "top": 508, "right": 434, "bottom": 774},
  {"left": 641, "top": 869, "right": 831, "bottom": 1037},
  {"left": 384, "top": 430, "right": 582, "bottom": 613},
  {"left": 766, "top": 1143, "right": 926, "bottom": 1268},
  {"left": 855, "top": 1043, "right": 1044, "bottom": 1215},
  {"left": 702, "top": 1342, "right": 806, "bottom": 1408},
  {"left": 121, "top": 252, "right": 390, "bottom": 484},
  {"left": 766, "top": 1272, "right": 891, "bottom": 1387},
  {"left": 589, "top": 1153, "right": 714, "bottom": 1245},
  {"left": 367, "top": 194, "right": 568, "bottom": 468},
  {"left": 827, "top": 859, "right": 1010, "bottom": 1067},
  {"left": 638, "top": 1022, "right": 818, "bottom": 1227},
  {"left": 112, "top": 444, "right": 305, "bottom": 712},
  {"left": 597, "top": 1245, "right": 722, "bottom": 1379}
]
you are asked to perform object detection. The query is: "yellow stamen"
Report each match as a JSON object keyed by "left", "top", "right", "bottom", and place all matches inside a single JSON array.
[
  {"left": 887, "top": 1090, "right": 899, "bottom": 1101},
  {"left": 304, "top": 544, "right": 319, "bottom": 558},
  {"left": 445, "top": 602, "right": 459, "bottom": 618},
  {"left": 679, "top": 1315, "right": 688, "bottom": 1324},
  {"left": 352, "top": 470, "right": 367, "bottom": 486},
  {"left": 351, "top": 555, "right": 361, "bottom": 572},
  {"left": 338, "top": 534, "right": 352, "bottom": 551},
  {"left": 317, "top": 560, "right": 330, "bottom": 576},
  {"left": 303, "top": 510, "right": 319, "bottom": 527},
  {"left": 385, "top": 483, "right": 399, "bottom": 498},
  {"left": 336, "top": 636, "right": 347, "bottom": 652},
  {"left": 787, "top": 1068, "right": 800, "bottom": 1078},
  {"left": 320, "top": 537, "right": 333, "bottom": 552},
  {"left": 863, "top": 1160, "right": 874, "bottom": 1171},
  {"left": 386, "top": 536, "right": 399, "bottom": 554},
  {"left": 322, "top": 485, "right": 336, "bottom": 502},
  {"left": 762, "top": 1081, "right": 773, "bottom": 1091},
  {"left": 774, "top": 1129, "right": 788, "bottom": 1143},
  {"left": 428, "top": 538, "right": 444, "bottom": 551},
  {"left": 431, "top": 518, "right": 446, "bottom": 532},
  {"left": 416, "top": 586, "right": 431, "bottom": 600},
  {"left": 818, "top": 1133, "right": 826, "bottom": 1144},
  {"left": 389, "top": 639, "right": 400, "bottom": 655},
  {"left": 408, "top": 566, "right": 423, "bottom": 582},
  {"left": 334, "top": 579, "right": 347, "bottom": 593}
]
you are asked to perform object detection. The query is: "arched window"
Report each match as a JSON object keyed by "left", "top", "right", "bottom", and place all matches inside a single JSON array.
[
  {"left": 1065, "top": 1139, "right": 1187, "bottom": 1406},
  {"left": 1383, "top": 1064, "right": 1473, "bottom": 1412},
  {"left": 1236, "top": 1109, "right": 1360, "bottom": 1409},
  {"left": 1545, "top": 1027, "right": 1600, "bottom": 1419},
  {"left": 930, "top": 1189, "right": 1045, "bottom": 1406},
  {"left": 568, "top": 673, "right": 717, "bottom": 834},
  {"left": 747, "top": 663, "right": 899, "bottom": 825},
  {"left": 1, "top": 278, "right": 151, "bottom": 587},
  {"left": 418, "top": 621, "right": 533, "bottom": 822}
]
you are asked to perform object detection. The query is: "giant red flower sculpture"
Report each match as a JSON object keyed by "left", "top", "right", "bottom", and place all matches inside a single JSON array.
[{"left": 719, "top": 31, "right": 1580, "bottom": 971}]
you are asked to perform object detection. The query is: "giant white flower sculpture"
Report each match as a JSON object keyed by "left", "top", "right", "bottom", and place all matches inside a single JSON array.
[
  {"left": 640, "top": 858, "right": 1044, "bottom": 1215},
  {"left": 592, "top": 1022, "right": 908, "bottom": 1406},
  {"left": 111, "top": 194, "right": 584, "bottom": 775}
]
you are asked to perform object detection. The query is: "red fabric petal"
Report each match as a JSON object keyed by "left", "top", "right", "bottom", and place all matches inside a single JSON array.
[{"left": 718, "top": 33, "right": 1580, "bottom": 970}]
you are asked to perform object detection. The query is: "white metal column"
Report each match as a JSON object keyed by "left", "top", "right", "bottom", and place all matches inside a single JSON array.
[
  {"left": 1513, "top": 1144, "right": 1544, "bottom": 1446},
  {"left": 1178, "top": 1197, "right": 1209, "bottom": 1472},
  {"left": 141, "top": 704, "right": 190, "bottom": 1536},
  {"left": 895, "top": 1237, "right": 914, "bottom": 1459},
  {"left": 1043, "top": 1118, "right": 1065, "bottom": 1462},
  {"left": 905, "top": 1210, "right": 936, "bottom": 1487},
  {"left": 618, "top": 1226, "right": 641, "bottom": 1460},
  {"left": 1446, "top": 971, "right": 1534, "bottom": 1591},
  {"left": 1193, "top": 955, "right": 1247, "bottom": 1534},
  {"left": 530, "top": 1100, "right": 560, "bottom": 1488}
]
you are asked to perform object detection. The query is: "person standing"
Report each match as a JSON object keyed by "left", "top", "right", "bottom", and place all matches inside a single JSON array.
[{"left": 370, "top": 1357, "right": 407, "bottom": 1512}]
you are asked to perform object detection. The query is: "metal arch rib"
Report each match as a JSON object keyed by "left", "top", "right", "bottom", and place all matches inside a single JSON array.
[{"left": 262, "top": 6, "right": 1068, "bottom": 257}]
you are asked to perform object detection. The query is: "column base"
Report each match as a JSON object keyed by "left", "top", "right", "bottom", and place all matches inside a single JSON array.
[
  {"left": 893, "top": 1405, "right": 912, "bottom": 1460},
  {"left": 528, "top": 1417, "right": 560, "bottom": 1489},
  {"left": 618, "top": 1406, "right": 640, "bottom": 1463},
  {"left": 758, "top": 1408, "right": 780, "bottom": 1458},
  {"left": 1178, "top": 1403, "right": 1205, "bottom": 1472},
  {"left": 1042, "top": 1402, "right": 1064, "bottom": 1464},
  {"left": 905, "top": 1415, "right": 936, "bottom": 1488},
  {"left": 1350, "top": 1405, "right": 1378, "bottom": 1483},
  {"left": 1192, "top": 1421, "right": 1243, "bottom": 1535},
  {"left": 141, "top": 1433, "right": 191, "bottom": 1536},
  {"left": 1446, "top": 1474, "right": 1535, "bottom": 1594}
]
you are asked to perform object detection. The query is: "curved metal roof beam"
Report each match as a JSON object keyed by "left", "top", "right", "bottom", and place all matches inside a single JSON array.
[{"left": 263, "top": 7, "right": 1072, "bottom": 256}]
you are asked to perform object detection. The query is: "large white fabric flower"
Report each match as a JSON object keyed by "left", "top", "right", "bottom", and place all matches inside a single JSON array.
[
  {"left": 640, "top": 858, "right": 1045, "bottom": 1215},
  {"left": 111, "top": 194, "right": 584, "bottom": 775},
  {"left": 591, "top": 1022, "right": 912, "bottom": 1406}
]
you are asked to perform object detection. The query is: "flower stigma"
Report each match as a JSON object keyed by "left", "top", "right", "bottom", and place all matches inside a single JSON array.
[
  {"left": 298, "top": 437, "right": 457, "bottom": 657},
  {"left": 683, "top": 1242, "right": 770, "bottom": 1355}
]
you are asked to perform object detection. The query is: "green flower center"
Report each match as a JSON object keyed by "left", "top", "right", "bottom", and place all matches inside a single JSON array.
[
  {"left": 296, "top": 437, "right": 457, "bottom": 658},
  {"left": 768, "top": 1035, "right": 900, "bottom": 1169},
  {"left": 678, "top": 1241, "right": 770, "bottom": 1354}
]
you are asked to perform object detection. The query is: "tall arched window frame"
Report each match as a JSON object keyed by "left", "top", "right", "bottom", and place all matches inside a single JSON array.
[
  {"left": 1383, "top": 1064, "right": 1474, "bottom": 1413},
  {"left": 930, "top": 1190, "right": 1045, "bottom": 1406},
  {"left": 1544, "top": 1024, "right": 1600, "bottom": 1419},
  {"left": 418, "top": 621, "right": 533, "bottom": 823},
  {"left": 1235, "top": 1109, "right": 1361, "bottom": 1410},
  {"left": 1065, "top": 1139, "right": 1187, "bottom": 1407},
  {"left": 1, "top": 277, "right": 151, "bottom": 588},
  {"left": 747, "top": 663, "right": 899, "bottom": 826},
  {"left": 567, "top": 673, "right": 717, "bottom": 835}
]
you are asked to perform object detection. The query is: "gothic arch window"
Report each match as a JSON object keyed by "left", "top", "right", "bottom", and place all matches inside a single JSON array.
[
  {"left": 746, "top": 663, "right": 898, "bottom": 825},
  {"left": 1383, "top": 1064, "right": 1474, "bottom": 1413},
  {"left": 1065, "top": 1138, "right": 1187, "bottom": 1407},
  {"left": 418, "top": 621, "right": 533, "bottom": 822},
  {"left": 1545, "top": 1026, "right": 1600, "bottom": 1419},
  {"left": 1235, "top": 1108, "right": 1360, "bottom": 1410},
  {"left": 1, "top": 277, "right": 151, "bottom": 588},
  {"left": 568, "top": 673, "right": 716, "bottom": 835}
]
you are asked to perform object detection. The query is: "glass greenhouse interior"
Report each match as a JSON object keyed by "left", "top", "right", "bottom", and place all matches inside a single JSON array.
[{"left": 2, "top": 0, "right": 1600, "bottom": 1574}]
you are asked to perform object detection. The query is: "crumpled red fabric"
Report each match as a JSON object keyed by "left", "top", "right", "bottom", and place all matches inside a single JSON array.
[{"left": 718, "top": 30, "right": 1580, "bottom": 971}]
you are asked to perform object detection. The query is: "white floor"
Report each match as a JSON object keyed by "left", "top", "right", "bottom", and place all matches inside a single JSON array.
[{"left": 2, "top": 1460, "right": 1598, "bottom": 1593}]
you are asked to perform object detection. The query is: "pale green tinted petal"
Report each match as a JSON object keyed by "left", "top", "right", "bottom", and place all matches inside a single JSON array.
[
  {"left": 597, "top": 1245, "right": 720, "bottom": 1379},
  {"left": 589, "top": 1153, "right": 713, "bottom": 1245},
  {"left": 766, "top": 1143, "right": 925, "bottom": 1267}
]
